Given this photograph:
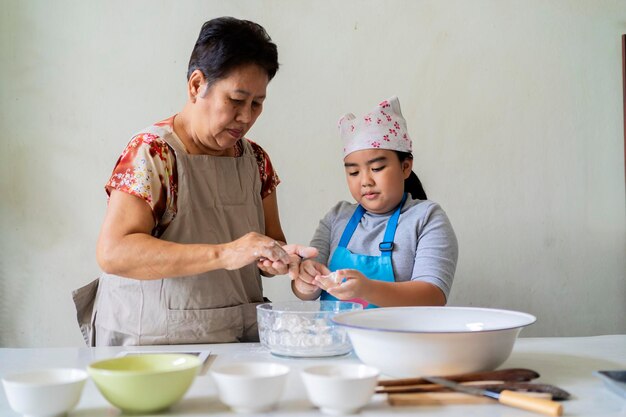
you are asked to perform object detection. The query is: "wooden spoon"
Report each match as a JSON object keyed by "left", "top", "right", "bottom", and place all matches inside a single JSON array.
[{"left": 378, "top": 368, "right": 540, "bottom": 387}]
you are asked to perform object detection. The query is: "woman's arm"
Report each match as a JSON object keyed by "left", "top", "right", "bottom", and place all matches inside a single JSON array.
[
  {"left": 261, "top": 191, "right": 286, "bottom": 244},
  {"left": 96, "top": 190, "right": 290, "bottom": 280}
]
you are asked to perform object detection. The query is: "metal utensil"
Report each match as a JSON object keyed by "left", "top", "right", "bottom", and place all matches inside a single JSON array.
[
  {"left": 378, "top": 380, "right": 570, "bottom": 400},
  {"left": 594, "top": 370, "right": 626, "bottom": 399},
  {"left": 423, "top": 375, "right": 563, "bottom": 416}
]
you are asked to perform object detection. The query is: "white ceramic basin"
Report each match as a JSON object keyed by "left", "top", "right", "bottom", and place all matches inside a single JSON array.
[{"left": 332, "top": 306, "right": 536, "bottom": 377}]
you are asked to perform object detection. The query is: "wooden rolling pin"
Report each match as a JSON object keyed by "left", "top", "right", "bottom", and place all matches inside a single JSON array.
[{"left": 388, "top": 391, "right": 553, "bottom": 406}]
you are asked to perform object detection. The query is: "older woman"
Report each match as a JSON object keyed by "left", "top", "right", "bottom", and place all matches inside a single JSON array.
[{"left": 73, "top": 17, "right": 315, "bottom": 346}]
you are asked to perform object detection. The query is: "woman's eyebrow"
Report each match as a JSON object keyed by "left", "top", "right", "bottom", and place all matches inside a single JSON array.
[{"left": 233, "top": 89, "right": 266, "bottom": 99}]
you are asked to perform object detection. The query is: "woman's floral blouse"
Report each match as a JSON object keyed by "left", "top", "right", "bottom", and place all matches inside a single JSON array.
[{"left": 105, "top": 117, "right": 280, "bottom": 237}]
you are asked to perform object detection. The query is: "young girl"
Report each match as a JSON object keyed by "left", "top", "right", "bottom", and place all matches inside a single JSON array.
[{"left": 292, "top": 96, "right": 458, "bottom": 308}]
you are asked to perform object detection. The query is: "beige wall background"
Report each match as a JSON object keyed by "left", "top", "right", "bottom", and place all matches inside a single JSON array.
[{"left": 1, "top": 0, "right": 625, "bottom": 347}]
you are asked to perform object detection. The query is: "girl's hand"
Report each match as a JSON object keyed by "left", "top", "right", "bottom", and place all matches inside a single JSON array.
[
  {"left": 313, "top": 271, "right": 342, "bottom": 292},
  {"left": 293, "top": 259, "right": 328, "bottom": 296},
  {"left": 318, "top": 269, "right": 373, "bottom": 301}
]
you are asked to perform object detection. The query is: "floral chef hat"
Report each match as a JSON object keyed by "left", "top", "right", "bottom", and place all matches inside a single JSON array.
[{"left": 339, "top": 96, "right": 412, "bottom": 157}]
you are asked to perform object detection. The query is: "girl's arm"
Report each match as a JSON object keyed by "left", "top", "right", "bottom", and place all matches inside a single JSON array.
[
  {"left": 328, "top": 273, "right": 446, "bottom": 306},
  {"left": 292, "top": 260, "right": 326, "bottom": 300}
]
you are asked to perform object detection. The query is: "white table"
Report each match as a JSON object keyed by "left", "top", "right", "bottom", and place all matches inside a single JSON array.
[{"left": 1, "top": 335, "right": 625, "bottom": 416}]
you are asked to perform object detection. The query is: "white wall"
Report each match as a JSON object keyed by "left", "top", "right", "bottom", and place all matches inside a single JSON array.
[{"left": 1, "top": 0, "right": 625, "bottom": 347}]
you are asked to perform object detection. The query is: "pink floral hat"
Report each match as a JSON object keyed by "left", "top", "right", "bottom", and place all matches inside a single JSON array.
[{"left": 338, "top": 96, "right": 412, "bottom": 157}]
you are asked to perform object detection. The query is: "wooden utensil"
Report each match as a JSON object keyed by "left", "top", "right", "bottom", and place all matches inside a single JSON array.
[
  {"left": 388, "top": 391, "right": 553, "bottom": 406},
  {"left": 378, "top": 368, "right": 540, "bottom": 387}
]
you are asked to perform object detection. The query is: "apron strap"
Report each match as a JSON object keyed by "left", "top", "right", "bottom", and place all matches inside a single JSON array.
[
  {"left": 337, "top": 193, "right": 408, "bottom": 258},
  {"left": 338, "top": 205, "right": 366, "bottom": 248},
  {"left": 379, "top": 193, "right": 408, "bottom": 258}
]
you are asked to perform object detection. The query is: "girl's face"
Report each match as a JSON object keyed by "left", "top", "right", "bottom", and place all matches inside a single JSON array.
[
  {"left": 188, "top": 63, "right": 268, "bottom": 155},
  {"left": 344, "top": 149, "right": 413, "bottom": 214}
]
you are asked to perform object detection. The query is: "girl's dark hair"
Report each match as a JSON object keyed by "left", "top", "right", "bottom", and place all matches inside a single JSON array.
[
  {"left": 187, "top": 17, "right": 279, "bottom": 86},
  {"left": 396, "top": 151, "right": 427, "bottom": 200}
]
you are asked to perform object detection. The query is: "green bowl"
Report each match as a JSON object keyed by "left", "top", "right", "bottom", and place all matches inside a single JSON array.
[{"left": 88, "top": 354, "right": 201, "bottom": 413}]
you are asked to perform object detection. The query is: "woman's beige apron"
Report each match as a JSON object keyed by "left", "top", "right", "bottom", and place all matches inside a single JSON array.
[{"left": 72, "top": 124, "right": 266, "bottom": 346}]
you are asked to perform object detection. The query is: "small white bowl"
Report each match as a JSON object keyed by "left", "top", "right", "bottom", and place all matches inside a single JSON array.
[
  {"left": 301, "top": 364, "right": 379, "bottom": 415},
  {"left": 210, "top": 362, "right": 290, "bottom": 413},
  {"left": 2, "top": 368, "right": 87, "bottom": 417}
]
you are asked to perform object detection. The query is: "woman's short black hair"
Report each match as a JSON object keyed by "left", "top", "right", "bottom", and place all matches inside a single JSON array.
[
  {"left": 396, "top": 151, "right": 428, "bottom": 200},
  {"left": 187, "top": 17, "right": 279, "bottom": 86}
]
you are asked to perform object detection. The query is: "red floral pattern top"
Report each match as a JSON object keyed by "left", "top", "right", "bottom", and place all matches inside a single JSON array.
[{"left": 105, "top": 117, "right": 280, "bottom": 237}]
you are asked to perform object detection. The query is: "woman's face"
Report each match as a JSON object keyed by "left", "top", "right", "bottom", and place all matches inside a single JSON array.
[
  {"left": 188, "top": 63, "right": 269, "bottom": 155},
  {"left": 343, "top": 149, "right": 412, "bottom": 214}
]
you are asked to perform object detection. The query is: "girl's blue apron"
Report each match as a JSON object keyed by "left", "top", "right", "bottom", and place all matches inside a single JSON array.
[{"left": 321, "top": 193, "right": 407, "bottom": 309}]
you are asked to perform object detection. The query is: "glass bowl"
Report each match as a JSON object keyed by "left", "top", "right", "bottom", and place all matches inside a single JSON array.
[{"left": 256, "top": 301, "right": 363, "bottom": 358}]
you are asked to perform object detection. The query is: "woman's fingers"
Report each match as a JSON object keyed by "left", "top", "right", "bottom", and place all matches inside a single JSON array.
[
  {"left": 247, "top": 241, "right": 323, "bottom": 282},
  {"left": 282, "top": 244, "right": 318, "bottom": 259},
  {"left": 261, "top": 240, "right": 291, "bottom": 264},
  {"left": 287, "top": 254, "right": 304, "bottom": 280},
  {"left": 257, "top": 259, "right": 286, "bottom": 276}
]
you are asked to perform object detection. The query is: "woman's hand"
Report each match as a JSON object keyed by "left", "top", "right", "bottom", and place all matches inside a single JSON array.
[
  {"left": 317, "top": 269, "right": 373, "bottom": 301},
  {"left": 222, "top": 232, "right": 291, "bottom": 270},
  {"left": 257, "top": 244, "right": 318, "bottom": 278}
]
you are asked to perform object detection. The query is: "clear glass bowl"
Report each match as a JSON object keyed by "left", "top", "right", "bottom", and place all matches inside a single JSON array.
[{"left": 256, "top": 301, "right": 363, "bottom": 358}]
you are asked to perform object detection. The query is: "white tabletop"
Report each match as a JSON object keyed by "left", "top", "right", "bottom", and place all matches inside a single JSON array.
[{"left": 1, "top": 335, "right": 625, "bottom": 416}]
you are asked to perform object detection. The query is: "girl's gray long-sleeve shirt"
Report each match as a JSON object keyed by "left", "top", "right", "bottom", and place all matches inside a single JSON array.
[{"left": 310, "top": 197, "right": 458, "bottom": 300}]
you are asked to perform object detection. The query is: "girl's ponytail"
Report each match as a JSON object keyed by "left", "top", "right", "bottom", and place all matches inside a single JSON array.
[
  {"left": 396, "top": 151, "right": 427, "bottom": 200},
  {"left": 405, "top": 171, "right": 427, "bottom": 200}
]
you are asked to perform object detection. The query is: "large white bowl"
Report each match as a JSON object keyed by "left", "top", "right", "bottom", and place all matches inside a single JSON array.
[
  {"left": 332, "top": 306, "right": 536, "bottom": 378},
  {"left": 2, "top": 368, "right": 87, "bottom": 417}
]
